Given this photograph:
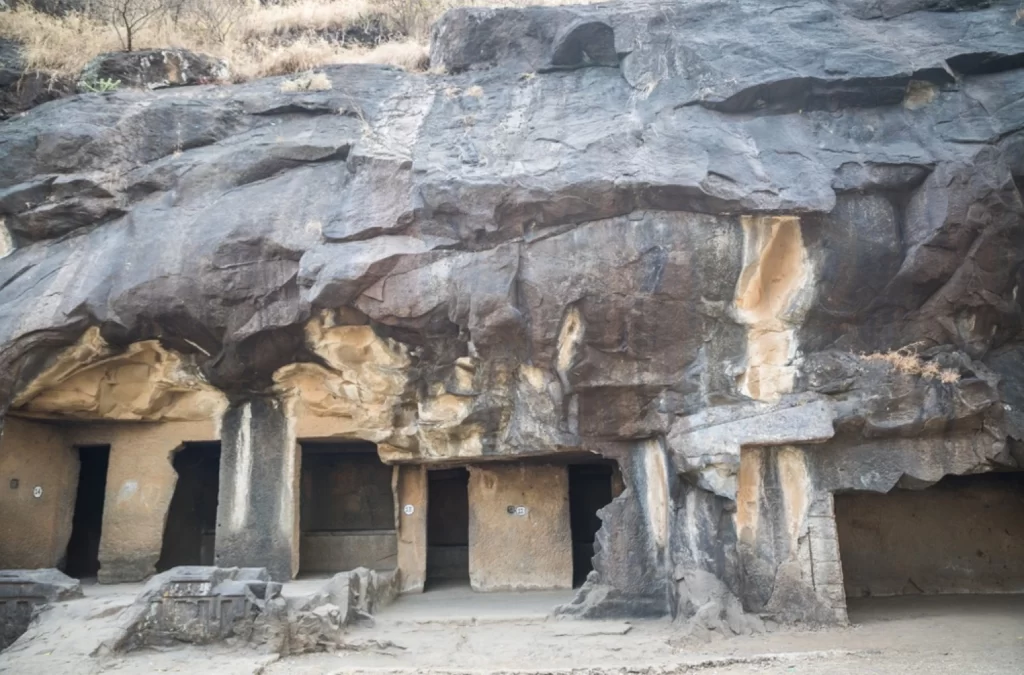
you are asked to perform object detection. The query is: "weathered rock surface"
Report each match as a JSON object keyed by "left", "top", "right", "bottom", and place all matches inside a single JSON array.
[
  {"left": 1, "top": 0, "right": 1022, "bottom": 631},
  {"left": 0, "top": 38, "right": 75, "bottom": 120},
  {"left": 0, "top": 568, "right": 81, "bottom": 650},
  {"left": 0, "top": 568, "right": 81, "bottom": 602},
  {"left": 105, "top": 566, "right": 396, "bottom": 655},
  {"left": 106, "top": 566, "right": 277, "bottom": 652},
  {"left": 78, "top": 49, "right": 230, "bottom": 91}
]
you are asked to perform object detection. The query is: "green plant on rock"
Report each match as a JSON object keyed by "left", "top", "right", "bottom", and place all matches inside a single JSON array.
[{"left": 80, "top": 77, "right": 122, "bottom": 93}]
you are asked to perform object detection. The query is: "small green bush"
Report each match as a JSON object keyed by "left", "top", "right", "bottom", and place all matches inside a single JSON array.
[{"left": 80, "top": 77, "right": 122, "bottom": 93}]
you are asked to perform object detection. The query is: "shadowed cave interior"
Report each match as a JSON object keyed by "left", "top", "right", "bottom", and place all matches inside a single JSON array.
[
  {"left": 64, "top": 445, "right": 110, "bottom": 579},
  {"left": 426, "top": 467, "right": 470, "bottom": 588},
  {"left": 157, "top": 442, "right": 220, "bottom": 572},
  {"left": 299, "top": 441, "right": 396, "bottom": 576},
  {"left": 835, "top": 471, "right": 1024, "bottom": 607}
]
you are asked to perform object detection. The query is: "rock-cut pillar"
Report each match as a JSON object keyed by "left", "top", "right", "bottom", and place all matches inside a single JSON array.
[{"left": 215, "top": 398, "right": 298, "bottom": 580}]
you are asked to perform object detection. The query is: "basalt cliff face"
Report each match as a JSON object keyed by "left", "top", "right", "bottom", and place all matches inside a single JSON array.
[{"left": 1, "top": 0, "right": 1024, "bottom": 631}]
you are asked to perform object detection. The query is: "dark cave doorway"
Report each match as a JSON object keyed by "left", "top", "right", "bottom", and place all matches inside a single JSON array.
[
  {"left": 568, "top": 463, "right": 615, "bottom": 588},
  {"left": 836, "top": 471, "right": 1024, "bottom": 622},
  {"left": 157, "top": 442, "right": 220, "bottom": 571},
  {"left": 426, "top": 467, "right": 470, "bottom": 588},
  {"left": 298, "top": 441, "right": 396, "bottom": 576},
  {"left": 64, "top": 445, "right": 110, "bottom": 579}
]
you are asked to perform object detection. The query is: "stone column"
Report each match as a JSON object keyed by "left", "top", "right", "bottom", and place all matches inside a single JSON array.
[
  {"left": 807, "top": 493, "right": 848, "bottom": 624},
  {"left": 736, "top": 446, "right": 846, "bottom": 624},
  {"left": 215, "top": 398, "right": 298, "bottom": 580},
  {"left": 97, "top": 431, "right": 178, "bottom": 583},
  {"left": 396, "top": 465, "right": 427, "bottom": 593},
  {"left": 559, "top": 443, "right": 676, "bottom": 619},
  {"left": 586, "top": 441, "right": 674, "bottom": 617}
]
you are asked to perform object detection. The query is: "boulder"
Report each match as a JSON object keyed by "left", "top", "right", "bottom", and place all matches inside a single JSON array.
[
  {"left": 0, "top": 568, "right": 83, "bottom": 602},
  {"left": 106, "top": 566, "right": 279, "bottom": 652},
  {"left": 0, "top": 569, "right": 82, "bottom": 651},
  {"left": 0, "top": 39, "right": 75, "bottom": 120},
  {"left": 105, "top": 566, "right": 397, "bottom": 655},
  {"left": 78, "top": 48, "right": 229, "bottom": 92}
]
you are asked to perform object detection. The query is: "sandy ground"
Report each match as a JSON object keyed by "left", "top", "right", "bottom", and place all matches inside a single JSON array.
[{"left": 1, "top": 583, "right": 1022, "bottom": 675}]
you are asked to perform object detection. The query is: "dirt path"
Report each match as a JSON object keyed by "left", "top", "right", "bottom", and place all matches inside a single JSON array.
[
  {"left": 2, "top": 591, "right": 1022, "bottom": 675},
  {"left": 262, "top": 595, "right": 1024, "bottom": 675}
]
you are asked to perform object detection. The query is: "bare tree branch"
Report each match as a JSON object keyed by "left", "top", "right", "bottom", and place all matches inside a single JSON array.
[{"left": 92, "top": 0, "right": 168, "bottom": 52}]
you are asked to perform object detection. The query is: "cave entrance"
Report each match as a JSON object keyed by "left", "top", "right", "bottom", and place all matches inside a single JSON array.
[
  {"left": 298, "top": 442, "right": 396, "bottom": 576},
  {"left": 157, "top": 442, "right": 220, "bottom": 571},
  {"left": 426, "top": 467, "right": 470, "bottom": 588},
  {"left": 568, "top": 463, "right": 614, "bottom": 587},
  {"left": 64, "top": 445, "right": 110, "bottom": 579},
  {"left": 836, "top": 472, "right": 1024, "bottom": 623}
]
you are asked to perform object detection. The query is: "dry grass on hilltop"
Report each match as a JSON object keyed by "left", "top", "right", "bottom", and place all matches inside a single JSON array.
[{"left": 0, "top": 0, "right": 597, "bottom": 82}]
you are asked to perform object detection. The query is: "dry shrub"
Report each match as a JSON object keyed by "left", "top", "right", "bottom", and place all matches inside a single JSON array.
[
  {"left": 939, "top": 369, "right": 961, "bottom": 384},
  {"left": 0, "top": 6, "right": 190, "bottom": 74},
  {"left": 234, "top": 35, "right": 345, "bottom": 79},
  {"left": 864, "top": 348, "right": 924, "bottom": 375},
  {"left": 370, "top": 0, "right": 597, "bottom": 41},
  {"left": 0, "top": 8, "right": 107, "bottom": 74},
  {"left": 354, "top": 39, "right": 428, "bottom": 70},
  {"left": 863, "top": 348, "right": 960, "bottom": 384},
  {"left": 232, "top": 38, "right": 429, "bottom": 81},
  {"left": 184, "top": 0, "right": 251, "bottom": 45},
  {"left": 92, "top": 0, "right": 167, "bottom": 51},
  {"left": 0, "top": 0, "right": 604, "bottom": 81},
  {"left": 243, "top": 0, "right": 373, "bottom": 40},
  {"left": 371, "top": 0, "right": 447, "bottom": 39},
  {"left": 280, "top": 71, "right": 333, "bottom": 92}
]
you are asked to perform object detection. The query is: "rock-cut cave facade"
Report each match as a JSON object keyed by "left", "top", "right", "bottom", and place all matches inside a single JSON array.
[{"left": 1, "top": 0, "right": 1024, "bottom": 631}]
